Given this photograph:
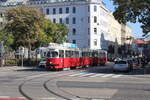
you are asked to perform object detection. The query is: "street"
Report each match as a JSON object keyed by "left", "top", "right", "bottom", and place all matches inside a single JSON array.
[{"left": 0, "top": 63, "right": 150, "bottom": 100}]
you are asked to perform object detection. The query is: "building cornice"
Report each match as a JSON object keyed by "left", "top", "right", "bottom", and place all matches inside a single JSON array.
[{"left": 28, "top": 1, "right": 104, "bottom": 8}]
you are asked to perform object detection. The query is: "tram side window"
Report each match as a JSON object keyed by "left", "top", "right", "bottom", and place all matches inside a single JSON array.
[
  {"left": 71, "top": 51, "right": 75, "bottom": 58},
  {"left": 65, "top": 51, "right": 71, "bottom": 58},
  {"left": 59, "top": 50, "right": 64, "bottom": 58},
  {"left": 75, "top": 51, "right": 79, "bottom": 58},
  {"left": 83, "top": 52, "right": 88, "bottom": 57},
  {"left": 44, "top": 52, "right": 47, "bottom": 57},
  {"left": 86, "top": 52, "right": 88, "bottom": 57},
  {"left": 100, "top": 52, "right": 104, "bottom": 58},
  {"left": 82, "top": 52, "right": 85, "bottom": 57},
  {"left": 92, "top": 52, "right": 97, "bottom": 57},
  {"left": 47, "top": 51, "right": 58, "bottom": 58}
]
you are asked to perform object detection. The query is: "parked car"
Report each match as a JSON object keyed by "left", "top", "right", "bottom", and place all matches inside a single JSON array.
[
  {"left": 114, "top": 58, "right": 122, "bottom": 62},
  {"left": 132, "top": 58, "right": 141, "bottom": 68},
  {"left": 113, "top": 60, "right": 132, "bottom": 72},
  {"left": 38, "top": 59, "right": 46, "bottom": 68}
]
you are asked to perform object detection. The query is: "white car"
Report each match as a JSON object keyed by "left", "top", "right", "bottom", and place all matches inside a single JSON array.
[
  {"left": 113, "top": 60, "right": 131, "bottom": 72},
  {"left": 114, "top": 58, "right": 122, "bottom": 62},
  {"left": 38, "top": 60, "right": 46, "bottom": 68}
]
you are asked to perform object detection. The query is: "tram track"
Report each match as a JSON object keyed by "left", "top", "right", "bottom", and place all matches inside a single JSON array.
[{"left": 18, "top": 71, "right": 82, "bottom": 100}]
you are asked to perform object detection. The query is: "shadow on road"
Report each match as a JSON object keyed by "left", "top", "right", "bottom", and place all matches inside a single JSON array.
[{"left": 16, "top": 67, "right": 58, "bottom": 72}]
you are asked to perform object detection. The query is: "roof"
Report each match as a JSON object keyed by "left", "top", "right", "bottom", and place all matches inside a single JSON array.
[{"left": 133, "top": 39, "right": 146, "bottom": 44}]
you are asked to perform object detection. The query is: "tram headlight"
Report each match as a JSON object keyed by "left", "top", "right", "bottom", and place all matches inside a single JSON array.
[{"left": 49, "top": 62, "right": 52, "bottom": 64}]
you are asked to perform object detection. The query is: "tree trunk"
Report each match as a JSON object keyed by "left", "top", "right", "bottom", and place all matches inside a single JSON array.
[{"left": 28, "top": 42, "right": 32, "bottom": 66}]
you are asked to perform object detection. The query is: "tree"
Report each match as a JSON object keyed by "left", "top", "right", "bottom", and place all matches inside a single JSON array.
[
  {"left": 50, "top": 24, "right": 68, "bottom": 43},
  {"left": 112, "top": 0, "right": 150, "bottom": 36},
  {"left": 4, "top": 6, "right": 45, "bottom": 58},
  {"left": 42, "top": 19, "right": 68, "bottom": 44},
  {"left": 108, "top": 45, "right": 115, "bottom": 54},
  {"left": 4, "top": 6, "right": 68, "bottom": 59},
  {"left": 0, "top": 28, "right": 14, "bottom": 51}
]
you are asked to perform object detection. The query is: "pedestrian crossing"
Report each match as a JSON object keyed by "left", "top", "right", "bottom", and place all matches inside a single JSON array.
[{"left": 68, "top": 72, "right": 124, "bottom": 78}]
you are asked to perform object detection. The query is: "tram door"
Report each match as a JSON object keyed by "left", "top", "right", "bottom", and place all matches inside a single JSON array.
[{"left": 59, "top": 50, "right": 64, "bottom": 68}]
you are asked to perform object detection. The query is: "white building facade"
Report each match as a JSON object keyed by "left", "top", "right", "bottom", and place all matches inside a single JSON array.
[{"left": 28, "top": 0, "right": 109, "bottom": 50}]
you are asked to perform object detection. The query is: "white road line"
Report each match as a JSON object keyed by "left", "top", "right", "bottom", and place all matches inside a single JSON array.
[
  {"left": 112, "top": 75, "right": 123, "bottom": 78},
  {"left": 78, "top": 73, "right": 96, "bottom": 77},
  {"left": 101, "top": 74, "right": 114, "bottom": 78},
  {"left": 92, "top": 99, "right": 105, "bottom": 100},
  {"left": 0, "top": 96, "right": 10, "bottom": 98},
  {"left": 18, "top": 97, "right": 26, "bottom": 99},
  {"left": 69, "top": 73, "right": 85, "bottom": 77},
  {"left": 89, "top": 73, "right": 105, "bottom": 77},
  {"left": 25, "top": 72, "right": 74, "bottom": 80},
  {"left": 40, "top": 97, "right": 56, "bottom": 100}
]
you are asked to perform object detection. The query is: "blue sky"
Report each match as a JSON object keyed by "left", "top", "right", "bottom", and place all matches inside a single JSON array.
[{"left": 103, "top": 0, "right": 143, "bottom": 38}]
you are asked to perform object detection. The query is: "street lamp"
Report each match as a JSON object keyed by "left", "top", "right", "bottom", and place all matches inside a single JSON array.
[
  {"left": 0, "top": 41, "right": 4, "bottom": 67},
  {"left": 19, "top": 46, "right": 24, "bottom": 67}
]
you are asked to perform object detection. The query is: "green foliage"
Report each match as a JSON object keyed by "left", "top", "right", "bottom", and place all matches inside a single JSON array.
[
  {"left": 5, "top": 59, "right": 17, "bottom": 65},
  {"left": 4, "top": 6, "right": 45, "bottom": 50},
  {"left": 0, "top": 28, "right": 14, "bottom": 50},
  {"left": 18, "top": 58, "right": 44, "bottom": 66},
  {"left": 3, "top": 6, "right": 68, "bottom": 51},
  {"left": 42, "top": 19, "right": 68, "bottom": 44},
  {"left": 112, "top": 0, "right": 150, "bottom": 36}
]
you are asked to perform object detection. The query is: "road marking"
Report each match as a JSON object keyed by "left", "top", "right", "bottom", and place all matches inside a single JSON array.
[
  {"left": 78, "top": 73, "right": 96, "bottom": 77},
  {"left": 92, "top": 99, "right": 105, "bottom": 100},
  {"left": 39, "top": 97, "right": 57, "bottom": 100},
  {"left": 89, "top": 74, "right": 105, "bottom": 77},
  {"left": 101, "top": 74, "right": 114, "bottom": 78},
  {"left": 69, "top": 73, "right": 85, "bottom": 77},
  {"left": 71, "top": 98, "right": 80, "bottom": 100},
  {"left": 0, "top": 96, "right": 10, "bottom": 98},
  {"left": 112, "top": 75, "right": 123, "bottom": 78},
  {"left": 69, "top": 72, "right": 124, "bottom": 78},
  {"left": 18, "top": 97, "right": 26, "bottom": 99}
]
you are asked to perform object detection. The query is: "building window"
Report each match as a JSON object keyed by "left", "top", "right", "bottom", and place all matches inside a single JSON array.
[
  {"left": 53, "top": 8, "right": 56, "bottom": 14},
  {"left": 72, "top": 28, "right": 76, "bottom": 35},
  {"left": 88, "top": 28, "right": 90, "bottom": 35},
  {"left": 94, "top": 16, "right": 97, "bottom": 23},
  {"left": 66, "top": 18, "right": 69, "bottom": 24},
  {"left": 40, "top": 8, "right": 43, "bottom": 13},
  {"left": 46, "top": 8, "right": 49, "bottom": 15},
  {"left": 59, "top": 18, "right": 62, "bottom": 24},
  {"left": 94, "top": 39, "right": 97, "bottom": 46},
  {"left": 88, "top": 5, "right": 90, "bottom": 12},
  {"left": 53, "top": 18, "right": 56, "bottom": 23},
  {"left": 72, "top": 7, "right": 76, "bottom": 13},
  {"left": 88, "top": 16, "right": 90, "bottom": 23},
  {"left": 94, "top": 5, "right": 97, "bottom": 12},
  {"left": 88, "top": 39, "right": 90, "bottom": 46},
  {"left": 94, "top": 28, "right": 97, "bottom": 34},
  {"left": 59, "top": 8, "right": 62, "bottom": 14},
  {"left": 73, "top": 40, "right": 76, "bottom": 44},
  {"left": 72, "top": 17, "right": 76, "bottom": 24},
  {"left": 66, "top": 7, "right": 69, "bottom": 13}
]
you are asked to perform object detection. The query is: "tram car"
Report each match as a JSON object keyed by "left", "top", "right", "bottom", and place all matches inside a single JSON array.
[{"left": 45, "top": 43, "right": 107, "bottom": 70}]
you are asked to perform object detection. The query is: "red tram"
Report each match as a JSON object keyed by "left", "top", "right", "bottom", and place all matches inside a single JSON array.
[{"left": 45, "top": 43, "right": 107, "bottom": 70}]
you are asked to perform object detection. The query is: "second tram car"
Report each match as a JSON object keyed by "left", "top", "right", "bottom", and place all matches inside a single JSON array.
[{"left": 44, "top": 43, "right": 107, "bottom": 70}]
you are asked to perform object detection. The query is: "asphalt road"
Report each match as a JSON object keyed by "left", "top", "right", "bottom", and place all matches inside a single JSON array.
[{"left": 0, "top": 63, "right": 150, "bottom": 100}]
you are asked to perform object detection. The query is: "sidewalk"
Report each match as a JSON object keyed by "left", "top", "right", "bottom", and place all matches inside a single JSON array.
[{"left": 0, "top": 66, "right": 35, "bottom": 72}]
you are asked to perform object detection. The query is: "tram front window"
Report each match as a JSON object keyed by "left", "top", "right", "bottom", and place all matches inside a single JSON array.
[{"left": 47, "top": 51, "right": 58, "bottom": 58}]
